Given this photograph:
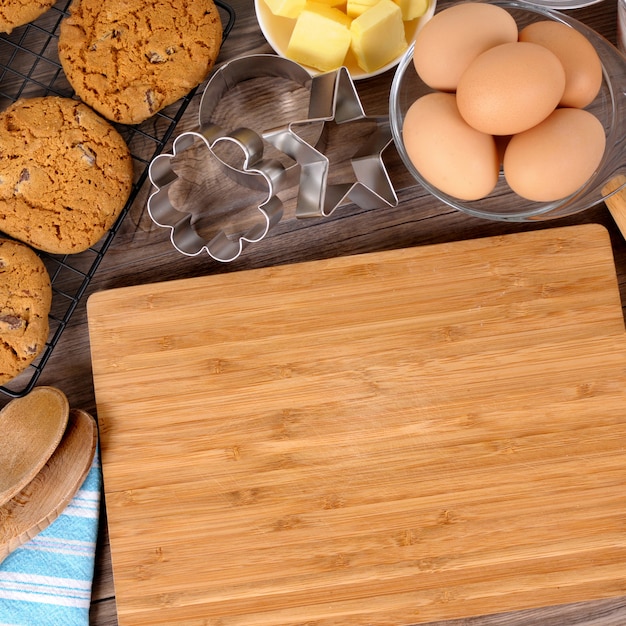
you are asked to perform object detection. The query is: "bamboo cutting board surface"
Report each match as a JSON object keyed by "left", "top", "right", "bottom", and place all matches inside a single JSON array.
[{"left": 88, "top": 224, "right": 626, "bottom": 626}]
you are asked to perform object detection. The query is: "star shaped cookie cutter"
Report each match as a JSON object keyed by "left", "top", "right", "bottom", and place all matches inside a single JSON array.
[
  {"left": 263, "top": 65, "right": 398, "bottom": 218},
  {"left": 147, "top": 124, "right": 285, "bottom": 263}
]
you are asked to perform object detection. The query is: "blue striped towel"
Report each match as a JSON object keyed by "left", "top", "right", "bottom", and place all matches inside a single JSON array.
[{"left": 0, "top": 449, "right": 101, "bottom": 626}]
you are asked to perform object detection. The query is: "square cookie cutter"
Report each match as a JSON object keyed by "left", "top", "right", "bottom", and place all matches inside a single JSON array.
[{"left": 147, "top": 54, "right": 398, "bottom": 262}]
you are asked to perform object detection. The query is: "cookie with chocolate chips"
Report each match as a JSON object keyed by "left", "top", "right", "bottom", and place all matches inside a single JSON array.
[
  {"left": 58, "top": 0, "right": 223, "bottom": 125},
  {"left": 0, "top": 0, "right": 57, "bottom": 34},
  {"left": 0, "top": 239, "right": 51, "bottom": 385},
  {"left": 0, "top": 96, "right": 133, "bottom": 254}
]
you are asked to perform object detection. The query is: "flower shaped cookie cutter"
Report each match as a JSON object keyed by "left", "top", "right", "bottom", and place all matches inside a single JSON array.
[{"left": 147, "top": 124, "right": 286, "bottom": 262}]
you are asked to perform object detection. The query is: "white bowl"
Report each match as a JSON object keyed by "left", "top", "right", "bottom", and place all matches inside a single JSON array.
[{"left": 254, "top": 0, "right": 437, "bottom": 80}]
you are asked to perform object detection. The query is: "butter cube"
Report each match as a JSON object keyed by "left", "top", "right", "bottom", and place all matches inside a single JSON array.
[
  {"left": 303, "top": 1, "right": 351, "bottom": 25},
  {"left": 264, "top": 0, "right": 306, "bottom": 19},
  {"left": 350, "top": 0, "right": 407, "bottom": 73},
  {"left": 311, "top": 0, "right": 346, "bottom": 6},
  {"left": 394, "top": 0, "right": 429, "bottom": 20},
  {"left": 346, "top": 0, "right": 379, "bottom": 18},
  {"left": 286, "top": 7, "right": 352, "bottom": 71}
]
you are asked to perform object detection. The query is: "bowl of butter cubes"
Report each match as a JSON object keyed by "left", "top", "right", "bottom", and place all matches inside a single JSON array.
[{"left": 254, "top": 0, "right": 437, "bottom": 79}]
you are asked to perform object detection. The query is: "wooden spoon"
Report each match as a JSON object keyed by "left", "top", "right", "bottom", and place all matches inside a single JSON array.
[
  {"left": 0, "top": 408, "right": 98, "bottom": 563},
  {"left": 0, "top": 386, "right": 69, "bottom": 507}
]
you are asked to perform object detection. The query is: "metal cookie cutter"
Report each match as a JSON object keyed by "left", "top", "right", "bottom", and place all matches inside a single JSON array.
[
  {"left": 147, "top": 124, "right": 285, "bottom": 263},
  {"left": 264, "top": 66, "right": 399, "bottom": 218},
  {"left": 199, "top": 53, "right": 317, "bottom": 194},
  {"left": 199, "top": 54, "right": 398, "bottom": 219},
  {"left": 148, "top": 54, "right": 399, "bottom": 262}
]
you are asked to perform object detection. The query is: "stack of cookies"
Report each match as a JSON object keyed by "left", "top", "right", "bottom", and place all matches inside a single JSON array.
[{"left": 0, "top": 0, "right": 224, "bottom": 385}]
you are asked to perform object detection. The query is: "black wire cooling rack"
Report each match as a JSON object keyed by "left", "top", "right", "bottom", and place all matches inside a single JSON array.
[{"left": 0, "top": 0, "right": 236, "bottom": 398}]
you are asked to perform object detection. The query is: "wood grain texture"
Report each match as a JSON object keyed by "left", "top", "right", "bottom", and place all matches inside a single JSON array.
[{"left": 88, "top": 225, "right": 626, "bottom": 626}]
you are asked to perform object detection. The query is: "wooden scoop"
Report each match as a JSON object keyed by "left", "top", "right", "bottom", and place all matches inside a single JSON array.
[
  {"left": 0, "top": 408, "right": 98, "bottom": 563},
  {"left": 0, "top": 386, "right": 69, "bottom": 507}
]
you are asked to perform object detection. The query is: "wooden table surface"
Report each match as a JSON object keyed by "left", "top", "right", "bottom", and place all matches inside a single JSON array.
[{"left": 7, "top": 0, "right": 626, "bottom": 624}]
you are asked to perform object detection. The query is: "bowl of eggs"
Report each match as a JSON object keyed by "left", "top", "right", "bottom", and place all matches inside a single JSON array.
[
  {"left": 254, "top": 0, "right": 437, "bottom": 80},
  {"left": 389, "top": 0, "right": 626, "bottom": 221}
]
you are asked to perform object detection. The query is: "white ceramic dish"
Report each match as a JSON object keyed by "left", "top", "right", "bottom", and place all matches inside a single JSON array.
[{"left": 254, "top": 0, "right": 437, "bottom": 80}]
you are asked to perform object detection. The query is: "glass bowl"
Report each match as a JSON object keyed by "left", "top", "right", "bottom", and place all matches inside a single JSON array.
[
  {"left": 389, "top": 0, "right": 626, "bottom": 221},
  {"left": 522, "top": 0, "right": 603, "bottom": 8},
  {"left": 254, "top": 0, "right": 437, "bottom": 80}
]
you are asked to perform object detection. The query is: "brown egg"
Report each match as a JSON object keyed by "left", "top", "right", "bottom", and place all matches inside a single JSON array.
[
  {"left": 503, "top": 107, "right": 606, "bottom": 202},
  {"left": 412, "top": 2, "right": 518, "bottom": 91},
  {"left": 402, "top": 92, "right": 500, "bottom": 201},
  {"left": 456, "top": 41, "right": 566, "bottom": 136},
  {"left": 519, "top": 21, "right": 602, "bottom": 109}
]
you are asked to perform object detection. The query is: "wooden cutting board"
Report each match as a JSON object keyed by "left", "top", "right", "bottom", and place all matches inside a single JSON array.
[{"left": 88, "top": 224, "right": 626, "bottom": 626}]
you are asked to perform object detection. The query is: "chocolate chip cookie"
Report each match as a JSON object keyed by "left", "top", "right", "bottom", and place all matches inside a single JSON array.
[
  {"left": 0, "top": 0, "right": 57, "bottom": 34},
  {"left": 0, "top": 239, "right": 51, "bottom": 385},
  {"left": 58, "top": 0, "right": 223, "bottom": 125},
  {"left": 0, "top": 96, "right": 134, "bottom": 254}
]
